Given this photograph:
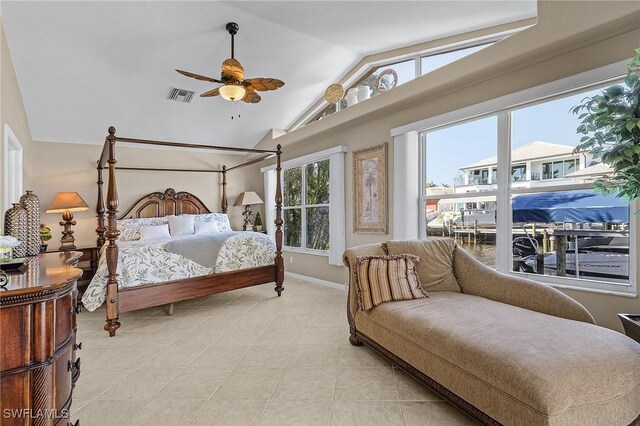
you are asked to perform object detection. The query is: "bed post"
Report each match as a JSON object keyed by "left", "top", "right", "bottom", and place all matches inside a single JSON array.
[
  {"left": 96, "top": 164, "right": 106, "bottom": 247},
  {"left": 104, "top": 126, "right": 121, "bottom": 337},
  {"left": 274, "top": 144, "right": 285, "bottom": 296},
  {"left": 221, "top": 165, "right": 228, "bottom": 214}
]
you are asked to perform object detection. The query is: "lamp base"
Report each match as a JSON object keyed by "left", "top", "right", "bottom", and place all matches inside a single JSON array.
[
  {"left": 242, "top": 205, "right": 254, "bottom": 231},
  {"left": 59, "top": 210, "right": 77, "bottom": 251}
]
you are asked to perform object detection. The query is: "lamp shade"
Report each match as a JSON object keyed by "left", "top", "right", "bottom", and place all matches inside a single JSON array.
[
  {"left": 234, "top": 191, "right": 263, "bottom": 207},
  {"left": 46, "top": 192, "right": 89, "bottom": 213},
  {"left": 219, "top": 83, "right": 246, "bottom": 101}
]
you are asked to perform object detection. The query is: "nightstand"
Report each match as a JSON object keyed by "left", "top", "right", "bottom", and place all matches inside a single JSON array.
[{"left": 48, "top": 246, "right": 99, "bottom": 296}]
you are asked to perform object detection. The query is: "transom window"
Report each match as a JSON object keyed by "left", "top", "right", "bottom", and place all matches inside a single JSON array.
[{"left": 283, "top": 159, "right": 330, "bottom": 251}]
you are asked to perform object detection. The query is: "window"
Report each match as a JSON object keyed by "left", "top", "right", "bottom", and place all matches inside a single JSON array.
[
  {"left": 419, "top": 73, "right": 635, "bottom": 295},
  {"left": 262, "top": 145, "right": 347, "bottom": 266},
  {"left": 302, "top": 41, "right": 497, "bottom": 127},
  {"left": 2, "top": 125, "right": 23, "bottom": 217},
  {"left": 283, "top": 159, "right": 330, "bottom": 251}
]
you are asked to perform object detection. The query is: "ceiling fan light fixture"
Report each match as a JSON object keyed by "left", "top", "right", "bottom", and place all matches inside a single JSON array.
[{"left": 219, "top": 83, "right": 246, "bottom": 101}]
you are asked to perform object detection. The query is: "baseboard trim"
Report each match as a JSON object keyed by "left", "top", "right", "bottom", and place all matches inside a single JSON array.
[{"left": 285, "top": 272, "right": 345, "bottom": 291}]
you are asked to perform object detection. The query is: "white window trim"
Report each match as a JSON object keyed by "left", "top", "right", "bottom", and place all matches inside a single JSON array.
[
  {"left": 395, "top": 59, "right": 636, "bottom": 296},
  {"left": 2, "top": 125, "right": 23, "bottom": 218},
  {"left": 262, "top": 146, "right": 347, "bottom": 265}
]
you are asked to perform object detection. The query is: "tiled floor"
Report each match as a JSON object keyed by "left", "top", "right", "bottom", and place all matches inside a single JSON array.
[{"left": 73, "top": 277, "right": 478, "bottom": 425}]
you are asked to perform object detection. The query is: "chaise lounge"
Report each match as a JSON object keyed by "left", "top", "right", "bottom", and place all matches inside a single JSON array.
[{"left": 344, "top": 239, "right": 640, "bottom": 426}]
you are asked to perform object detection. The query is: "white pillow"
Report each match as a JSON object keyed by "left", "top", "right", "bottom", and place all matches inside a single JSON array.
[
  {"left": 168, "top": 215, "right": 195, "bottom": 237},
  {"left": 194, "top": 221, "right": 220, "bottom": 235},
  {"left": 139, "top": 224, "right": 171, "bottom": 241}
]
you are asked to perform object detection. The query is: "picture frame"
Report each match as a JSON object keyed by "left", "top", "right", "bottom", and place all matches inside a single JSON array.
[{"left": 353, "top": 143, "right": 388, "bottom": 234}]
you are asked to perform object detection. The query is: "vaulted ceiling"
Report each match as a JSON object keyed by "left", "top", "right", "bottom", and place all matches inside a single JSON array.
[{"left": 2, "top": 1, "right": 536, "bottom": 148}]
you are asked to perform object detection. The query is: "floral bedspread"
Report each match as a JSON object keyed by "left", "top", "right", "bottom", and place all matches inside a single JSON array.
[{"left": 81, "top": 232, "right": 276, "bottom": 311}]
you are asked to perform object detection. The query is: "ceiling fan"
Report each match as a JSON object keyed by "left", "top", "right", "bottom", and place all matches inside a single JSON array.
[{"left": 176, "top": 22, "right": 284, "bottom": 103}]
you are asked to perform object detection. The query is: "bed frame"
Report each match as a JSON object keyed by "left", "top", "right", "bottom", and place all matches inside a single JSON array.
[{"left": 96, "top": 126, "right": 284, "bottom": 336}]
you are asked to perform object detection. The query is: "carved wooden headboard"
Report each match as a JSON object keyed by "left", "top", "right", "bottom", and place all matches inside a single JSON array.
[{"left": 118, "top": 188, "right": 213, "bottom": 219}]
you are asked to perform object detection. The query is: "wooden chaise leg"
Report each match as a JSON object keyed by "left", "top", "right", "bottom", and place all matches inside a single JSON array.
[
  {"left": 349, "top": 329, "right": 362, "bottom": 346},
  {"left": 167, "top": 303, "right": 174, "bottom": 315}
]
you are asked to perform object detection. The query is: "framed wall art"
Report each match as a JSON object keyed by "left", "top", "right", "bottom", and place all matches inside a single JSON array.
[{"left": 353, "top": 143, "right": 387, "bottom": 234}]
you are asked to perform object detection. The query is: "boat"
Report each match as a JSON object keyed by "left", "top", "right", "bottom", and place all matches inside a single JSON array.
[{"left": 523, "top": 250, "right": 629, "bottom": 281}]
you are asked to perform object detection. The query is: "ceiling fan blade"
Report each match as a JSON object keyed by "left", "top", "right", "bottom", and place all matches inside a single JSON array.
[
  {"left": 200, "top": 87, "right": 220, "bottom": 97},
  {"left": 242, "top": 91, "right": 261, "bottom": 104},
  {"left": 176, "top": 69, "right": 222, "bottom": 83},
  {"left": 244, "top": 78, "right": 285, "bottom": 91},
  {"left": 221, "top": 58, "right": 245, "bottom": 81}
]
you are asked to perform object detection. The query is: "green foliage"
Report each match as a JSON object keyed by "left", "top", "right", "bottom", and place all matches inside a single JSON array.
[
  {"left": 254, "top": 212, "right": 262, "bottom": 227},
  {"left": 39, "top": 225, "right": 52, "bottom": 242},
  {"left": 572, "top": 48, "right": 640, "bottom": 212}
]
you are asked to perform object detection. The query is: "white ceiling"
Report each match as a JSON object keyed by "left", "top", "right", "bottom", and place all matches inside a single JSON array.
[{"left": 2, "top": 1, "right": 536, "bottom": 148}]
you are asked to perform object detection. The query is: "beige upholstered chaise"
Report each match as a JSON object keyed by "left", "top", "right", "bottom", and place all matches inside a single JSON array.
[{"left": 344, "top": 239, "right": 640, "bottom": 426}]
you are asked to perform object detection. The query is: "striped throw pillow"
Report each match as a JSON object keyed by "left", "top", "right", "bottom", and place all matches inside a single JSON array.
[{"left": 354, "top": 254, "right": 427, "bottom": 311}]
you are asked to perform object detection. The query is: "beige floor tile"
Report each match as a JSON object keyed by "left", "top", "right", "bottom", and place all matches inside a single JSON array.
[
  {"left": 74, "top": 369, "right": 133, "bottom": 401},
  {"left": 181, "top": 306, "right": 222, "bottom": 318},
  {"left": 401, "top": 401, "right": 480, "bottom": 425},
  {"left": 269, "top": 313, "right": 311, "bottom": 329},
  {"left": 104, "top": 346, "right": 163, "bottom": 370},
  {"left": 255, "top": 327, "right": 305, "bottom": 346},
  {"left": 139, "top": 346, "right": 204, "bottom": 369},
  {"left": 132, "top": 329, "right": 185, "bottom": 348},
  {"left": 299, "top": 326, "right": 350, "bottom": 346},
  {"left": 330, "top": 400, "right": 403, "bottom": 425},
  {"left": 154, "top": 367, "right": 229, "bottom": 400},
  {"left": 158, "top": 315, "right": 208, "bottom": 330},
  {"left": 308, "top": 312, "right": 347, "bottom": 328},
  {"left": 212, "top": 367, "right": 283, "bottom": 400},
  {"left": 394, "top": 368, "right": 443, "bottom": 401},
  {"left": 73, "top": 399, "right": 144, "bottom": 425},
  {"left": 189, "top": 345, "right": 250, "bottom": 370},
  {"left": 76, "top": 346, "right": 122, "bottom": 371},
  {"left": 271, "top": 367, "right": 338, "bottom": 400},
  {"left": 171, "top": 328, "right": 224, "bottom": 348},
  {"left": 339, "top": 344, "right": 391, "bottom": 368},
  {"left": 334, "top": 368, "right": 398, "bottom": 401},
  {"left": 99, "top": 369, "right": 182, "bottom": 400},
  {"left": 239, "top": 345, "right": 295, "bottom": 368},
  {"left": 125, "top": 398, "right": 206, "bottom": 425},
  {"left": 212, "top": 329, "right": 263, "bottom": 347},
  {"left": 190, "top": 399, "right": 268, "bottom": 426},
  {"left": 288, "top": 344, "right": 341, "bottom": 368},
  {"left": 80, "top": 331, "right": 151, "bottom": 349},
  {"left": 259, "top": 400, "right": 332, "bottom": 425}
]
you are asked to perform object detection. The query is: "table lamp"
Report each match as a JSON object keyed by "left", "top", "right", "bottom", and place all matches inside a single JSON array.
[
  {"left": 46, "top": 192, "right": 89, "bottom": 250},
  {"left": 234, "top": 191, "right": 263, "bottom": 231}
]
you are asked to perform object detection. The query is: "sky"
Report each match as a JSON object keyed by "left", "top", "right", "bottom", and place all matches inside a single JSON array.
[{"left": 424, "top": 86, "right": 612, "bottom": 187}]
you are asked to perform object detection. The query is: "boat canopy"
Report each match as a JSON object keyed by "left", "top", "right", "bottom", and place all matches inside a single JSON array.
[{"left": 512, "top": 189, "right": 629, "bottom": 223}]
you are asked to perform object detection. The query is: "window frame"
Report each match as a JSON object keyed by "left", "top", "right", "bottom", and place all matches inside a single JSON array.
[
  {"left": 282, "top": 161, "right": 331, "bottom": 255},
  {"left": 415, "top": 63, "right": 636, "bottom": 297}
]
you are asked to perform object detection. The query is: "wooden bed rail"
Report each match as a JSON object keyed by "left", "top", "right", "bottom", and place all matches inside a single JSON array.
[{"left": 96, "top": 126, "right": 284, "bottom": 337}]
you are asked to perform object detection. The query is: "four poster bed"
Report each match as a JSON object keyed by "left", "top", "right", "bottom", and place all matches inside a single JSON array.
[{"left": 91, "top": 126, "right": 284, "bottom": 336}]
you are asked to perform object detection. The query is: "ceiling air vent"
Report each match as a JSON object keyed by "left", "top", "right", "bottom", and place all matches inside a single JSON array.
[{"left": 168, "top": 87, "right": 195, "bottom": 103}]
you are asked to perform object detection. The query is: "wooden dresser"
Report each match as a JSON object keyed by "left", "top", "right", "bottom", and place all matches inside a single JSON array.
[{"left": 0, "top": 252, "right": 82, "bottom": 426}]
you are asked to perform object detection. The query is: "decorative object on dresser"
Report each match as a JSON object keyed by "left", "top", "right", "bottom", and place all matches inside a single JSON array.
[
  {"left": 39, "top": 223, "right": 53, "bottom": 252},
  {"left": 4, "top": 203, "right": 27, "bottom": 257},
  {"left": 49, "top": 246, "right": 99, "bottom": 297},
  {"left": 324, "top": 83, "right": 345, "bottom": 104},
  {"left": 0, "top": 251, "right": 83, "bottom": 426},
  {"left": 46, "top": 192, "right": 90, "bottom": 251},
  {"left": 176, "top": 22, "right": 284, "bottom": 104},
  {"left": 253, "top": 211, "right": 263, "bottom": 232},
  {"left": 353, "top": 143, "right": 388, "bottom": 234},
  {"left": 94, "top": 126, "right": 284, "bottom": 337},
  {"left": 234, "top": 191, "right": 264, "bottom": 231},
  {"left": 19, "top": 190, "right": 41, "bottom": 256},
  {"left": 0, "top": 235, "right": 21, "bottom": 262}
]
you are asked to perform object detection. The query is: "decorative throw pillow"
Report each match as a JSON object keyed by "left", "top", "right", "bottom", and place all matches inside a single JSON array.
[
  {"left": 117, "top": 217, "right": 169, "bottom": 241},
  {"left": 385, "top": 239, "right": 460, "bottom": 293},
  {"left": 354, "top": 254, "right": 427, "bottom": 311},
  {"left": 168, "top": 215, "right": 195, "bottom": 237},
  {"left": 138, "top": 224, "right": 171, "bottom": 241},
  {"left": 194, "top": 221, "right": 220, "bottom": 235},
  {"left": 186, "top": 213, "right": 233, "bottom": 232}
]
